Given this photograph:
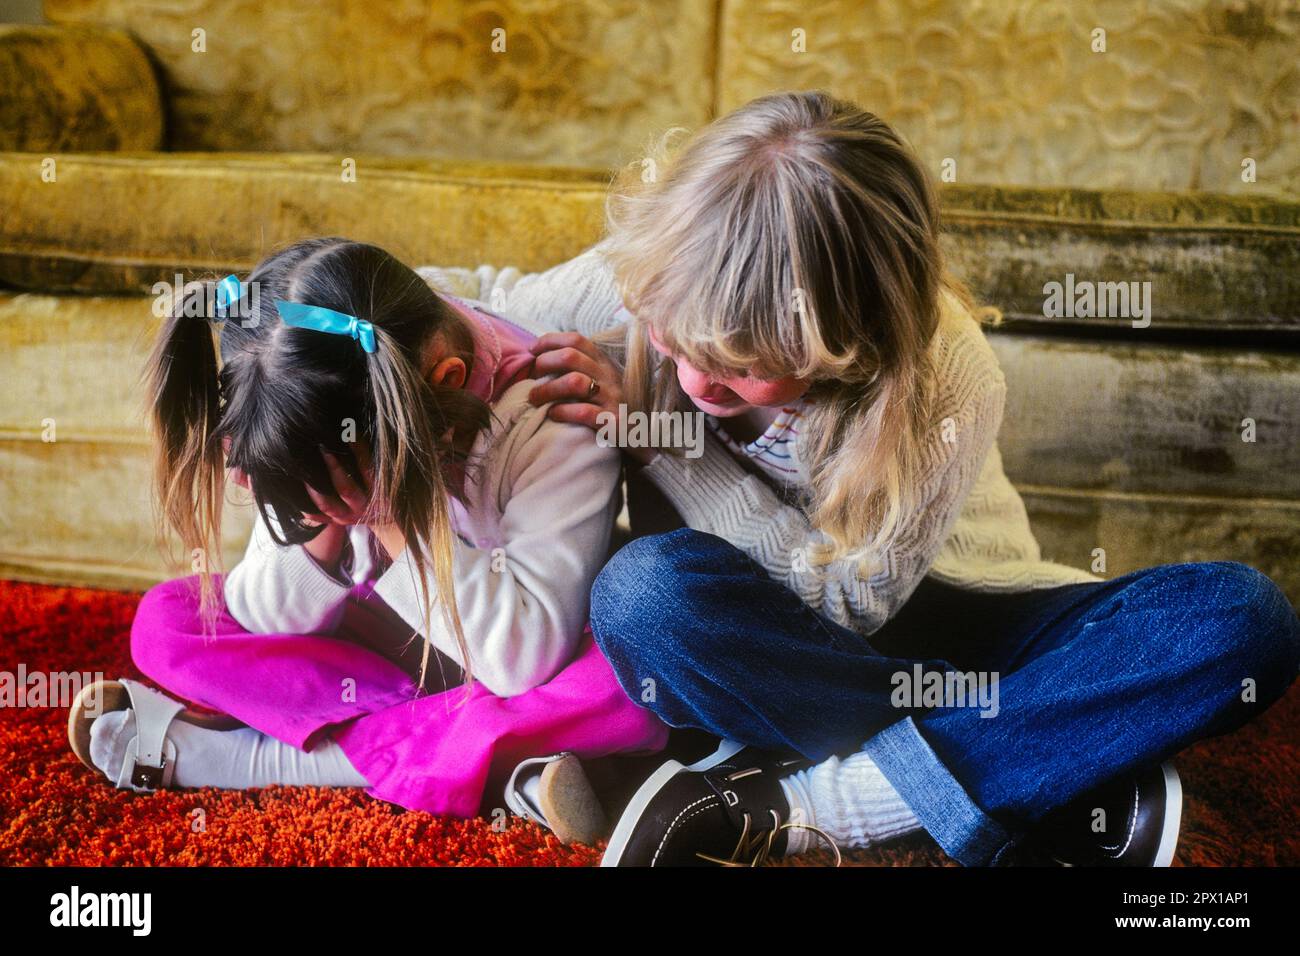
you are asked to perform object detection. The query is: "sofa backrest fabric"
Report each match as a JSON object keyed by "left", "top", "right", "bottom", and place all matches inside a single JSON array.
[{"left": 42, "top": 0, "right": 1300, "bottom": 199}]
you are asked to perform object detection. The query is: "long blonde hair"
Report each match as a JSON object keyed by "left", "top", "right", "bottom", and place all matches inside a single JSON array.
[{"left": 604, "top": 91, "right": 994, "bottom": 576}]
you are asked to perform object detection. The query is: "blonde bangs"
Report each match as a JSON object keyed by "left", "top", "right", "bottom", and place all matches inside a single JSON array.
[{"left": 604, "top": 133, "right": 864, "bottom": 385}]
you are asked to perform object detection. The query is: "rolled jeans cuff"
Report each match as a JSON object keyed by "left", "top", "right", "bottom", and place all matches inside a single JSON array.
[{"left": 862, "top": 715, "right": 1018, "bottom": 866}]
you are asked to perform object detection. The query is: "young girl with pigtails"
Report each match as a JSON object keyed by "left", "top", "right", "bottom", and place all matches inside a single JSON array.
[
  {"left": 427, "top": 91, "right": 1300, "bottom": 866},
  {"left": 66, "top": 237, "right": 666, "bottom": 838}
]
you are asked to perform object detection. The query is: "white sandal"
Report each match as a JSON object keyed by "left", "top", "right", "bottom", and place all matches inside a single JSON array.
[{"left": 67, "top": 678, "right": 241, "bottom": 792}]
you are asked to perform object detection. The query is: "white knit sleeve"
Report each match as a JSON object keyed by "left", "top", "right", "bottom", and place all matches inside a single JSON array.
[
  {"left": 371, "top": 384, "right": 622, "bottom": 697},
  {"left": 641, "top": 342, "right": 1007, "bottom": 636},
  {"left": 221, "top": 512, "right": 365, "bottom": 635},
  {"left": 417, "top": 243, "right": 626, "bottom": 339}
]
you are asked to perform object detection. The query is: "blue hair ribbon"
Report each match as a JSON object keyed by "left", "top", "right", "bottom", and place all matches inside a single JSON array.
[
  {"left": 215, "top": 274, "right": 244, "bottom": 314},
  {"left": 274, "top": 299, "right": 377, "bottom": 354}
]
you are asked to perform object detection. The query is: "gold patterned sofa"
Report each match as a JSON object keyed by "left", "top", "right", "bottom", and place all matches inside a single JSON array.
[{"left": 2, "top": 3, "right": 1298, "bottom": 603}]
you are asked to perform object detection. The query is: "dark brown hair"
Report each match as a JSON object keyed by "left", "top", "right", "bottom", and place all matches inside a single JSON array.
[{"left": 146, "top": 237, "right": 491, "bottom": 686}]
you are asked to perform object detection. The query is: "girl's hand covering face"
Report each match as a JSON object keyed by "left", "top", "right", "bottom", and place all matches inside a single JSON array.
[
  {"left": 308, "top": 444, "right": 406, "bottom": 561},
  {"left": 305, "top": 447, "right": 373, "bottom": 527},
  {"left": 223, "top": 437, "right": 405, "bottom": 563},
  {"left": 222, "top": 435, "right": 369, "bottom": 526},
  {"left": 527, "top": 332, "right": 657, "bottom": 465}
]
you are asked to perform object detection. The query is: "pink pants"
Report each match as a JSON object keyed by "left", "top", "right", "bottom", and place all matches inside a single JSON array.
[{"left": 130, "top": 576, "right": 669, "bottom": 817}]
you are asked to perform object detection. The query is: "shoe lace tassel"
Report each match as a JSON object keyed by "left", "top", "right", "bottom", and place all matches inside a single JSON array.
[{"left": 696, "top": 770, "right": 843, "bottom": 867}]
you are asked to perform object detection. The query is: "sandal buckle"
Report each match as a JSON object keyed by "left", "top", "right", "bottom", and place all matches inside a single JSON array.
[{"left": 131, "top": 759, "right": 165, "bottom": 791}]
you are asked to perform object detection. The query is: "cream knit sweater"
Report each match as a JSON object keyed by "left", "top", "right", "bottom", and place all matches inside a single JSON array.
[{"left": 422, "top": 245, "right": 1099, "bottom": 637}]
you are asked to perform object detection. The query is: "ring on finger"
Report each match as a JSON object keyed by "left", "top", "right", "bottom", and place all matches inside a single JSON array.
[{"left": 587, "top": 376, "right": 600, "bottom": 399}]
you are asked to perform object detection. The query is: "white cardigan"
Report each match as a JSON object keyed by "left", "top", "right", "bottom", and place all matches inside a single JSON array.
[
  {"left": 222, "top": 380, "right": 622, "bottom": 697},
  {"left": 420, "top": 245, "right": 1100, "bottom": 638}
]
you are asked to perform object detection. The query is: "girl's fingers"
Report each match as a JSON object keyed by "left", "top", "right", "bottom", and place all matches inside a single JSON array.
[
  {"left": 305, "top": 481, "right": 351, "bottom": 524},
  {"left": 530, "top": 346, "right": 606, "bottom": 382},
  {"left": 546, "top": 401, "right": 606, "bottom": 430},
  {"left": 530, "top": 331, "right": 604, "bottom": 362},
  {"left": 321, "top": 449, "right": 368, "bottom": 514},
  {"left": 353, "top": 442, "right": 375, "bottom": 492},
  {"left": 529, "top": 371, "right": 614, "bottom": 407},
  {"left": 528, "top": 336, "right": 624, "bottom": 409}
]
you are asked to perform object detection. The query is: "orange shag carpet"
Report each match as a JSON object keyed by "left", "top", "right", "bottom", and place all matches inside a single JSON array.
[{"left": 1, "top": 579, "right": 1296, "bottom": 866}]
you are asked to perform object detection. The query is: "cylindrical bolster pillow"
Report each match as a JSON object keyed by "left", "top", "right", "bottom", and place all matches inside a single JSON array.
[{"left": 0, "top": 24, "right": 162, "bottom": 152}]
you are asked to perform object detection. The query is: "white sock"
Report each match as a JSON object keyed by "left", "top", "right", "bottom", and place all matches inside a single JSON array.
[
  {"left": 88, "top": 709, "right": 368, "bottom": 790},
  {"left": 521, "top": 773, "right": 542, "bottom": 810},
  {"left": 779, "top": 750, "right": 921, "bottom": 856}
]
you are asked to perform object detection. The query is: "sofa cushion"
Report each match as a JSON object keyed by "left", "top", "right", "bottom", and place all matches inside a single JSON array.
[
  {"left": 3, "top": 154, "right": 1295, "bottom": 337},
  {"left": 0, "top": 153, "right": 608, "bottom": 294},
  {"left": 0, "top": 24, "right": 161, "bottom": 152}
]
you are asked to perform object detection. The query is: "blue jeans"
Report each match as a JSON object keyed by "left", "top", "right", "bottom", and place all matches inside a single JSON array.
[{"left": 589, "top": 529, "right": 1300, "bottom": 866}]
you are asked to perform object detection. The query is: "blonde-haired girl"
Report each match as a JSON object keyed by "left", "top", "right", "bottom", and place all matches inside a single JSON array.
[{"left": 436, "top": 91, "right": 1300, "bottom": 866}]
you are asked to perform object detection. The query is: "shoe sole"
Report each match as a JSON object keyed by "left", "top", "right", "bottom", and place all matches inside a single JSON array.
[
  {"left": 67, "top": 680, "right": 132, "bottom": 771},
  {"left": 1049, "top": 761, "right": 1184, "bottom": 868},
  {"left": 600, "top": 738, "right": 745, "bottom": 867},
  {"left": 1153, "top": 761, "right": 1182, "bottom": 868},
  {"left": 537, "top": 754, "right": 608, "bottom": 846}
]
